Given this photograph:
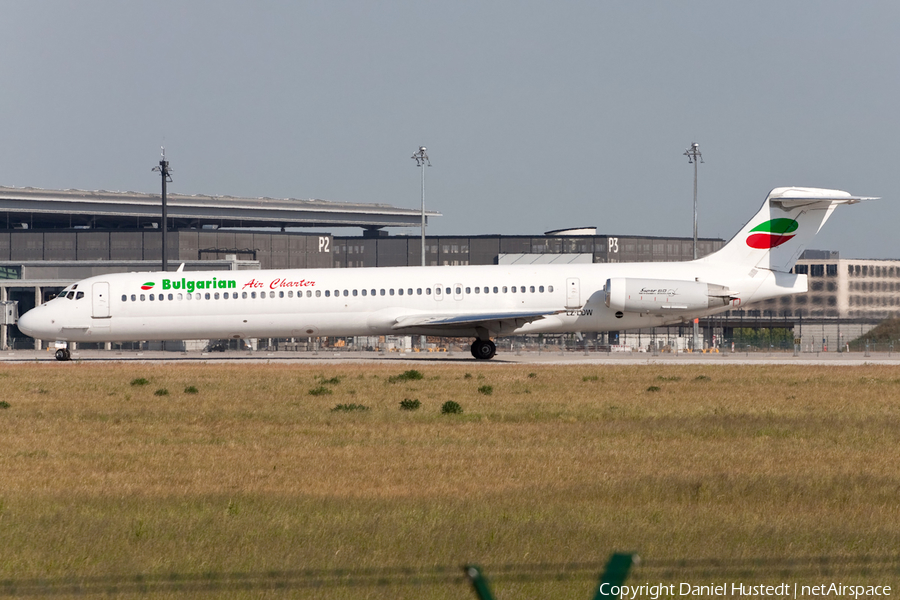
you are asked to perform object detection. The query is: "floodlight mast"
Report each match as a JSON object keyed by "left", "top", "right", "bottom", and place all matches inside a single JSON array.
[
  {"left": 683, "top": 142, "right": 703, "bottom": 351},
  {"left": 412, "top": 146, "right": 431, "bottom": 267},
  {"left": 151, "top": 148, "right": 173, "bottom": 272}
]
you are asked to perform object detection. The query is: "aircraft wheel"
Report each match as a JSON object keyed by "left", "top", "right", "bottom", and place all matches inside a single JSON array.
[
  {"left": 55, "top": 348, "right": 70, "bottom": 361},
  {"left": 471, "top": 339, "right": 496, "bottom": 360}
]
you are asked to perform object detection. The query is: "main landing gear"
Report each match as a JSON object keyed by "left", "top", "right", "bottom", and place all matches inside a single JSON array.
[
  {"left": 55, "top": 348, "right": 71, "bottom": 361},
  {"left": 470, "top": 339, "right": 496, "bottom": 360}
]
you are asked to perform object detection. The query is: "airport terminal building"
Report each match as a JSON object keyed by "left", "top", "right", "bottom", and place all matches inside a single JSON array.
[{"left": 1, "top": 186, "right": 895, "bottom": 352}]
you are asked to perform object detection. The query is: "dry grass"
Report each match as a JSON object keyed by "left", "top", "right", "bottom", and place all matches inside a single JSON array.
[{"left": 0, "top": 363, "right": 899, "bottom": 598}]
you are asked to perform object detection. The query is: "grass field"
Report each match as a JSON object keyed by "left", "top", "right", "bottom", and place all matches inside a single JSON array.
[{"left": 1, "top": 362, "right": 899, "bottom": 598}]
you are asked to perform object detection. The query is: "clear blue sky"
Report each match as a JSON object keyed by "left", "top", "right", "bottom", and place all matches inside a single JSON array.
[{"left": 2, "top": 2, "right": 897, "bottom": 257}]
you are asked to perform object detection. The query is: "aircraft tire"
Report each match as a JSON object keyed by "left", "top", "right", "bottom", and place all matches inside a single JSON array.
[
  {"left": 55, "top": 349, "right": 70, "bottom": 361},
  {"left": 471, "top": 339, "right": 496, "bottom": 360}
]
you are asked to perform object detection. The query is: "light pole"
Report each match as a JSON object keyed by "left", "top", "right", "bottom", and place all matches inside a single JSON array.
[
  {"left": 684, "top": 142, "right": 703, "bottom": 351},
  {"left": 411, "top": 146, "right": 431, "bottom": 266},
  {"left": 152, "top": 148, "right": 173, "bottom": 272}
]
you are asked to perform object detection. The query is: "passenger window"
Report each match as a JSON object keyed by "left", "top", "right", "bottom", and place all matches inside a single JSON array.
[
  {"left": 362, "top": 289, "right": 367, "bottom": 296},
  {"left": 380, "top": 289, "right": 385, "bottom": 296},
  {"left": 407, "top": 288, "right": 413, "bottom": 295},
  {"left": 502, "top": 287, "right": 507, "bottom": 293},
  {"left": 465, "top": 287, "right": 471, "bottom": 294},
  {"left": 398, "top": 288, "right": 404, "bottom": 296},
  {"left": 493, "top": 287, "right": 499, "bottom": 293},
  {"left": 417, "top": 288, "right": 422, "bottom": 295},
  {"left": 343, "top": 290, "right": 349, "bottom": 297},
  {"left": 352, "top": 290, "right": 358, "bottom": 296},
  {"left": 242, "top": 292, "right": 247, "bottom": 299},
  {"left": 456, "top": 287, "right": 462, "bottom": 295},
  {"left": 288, "top": 291, "right": 293, "bottom": 298},
  {"left": 371, "top": 289, "right": 376, "bottom": 296},
  {"left": 279, "top": 291, "right": 284, "bottom": 298},
  {"left": 121, "top": 295, "right": 127, "bottom": 302},
  {"left": 251, "top": 292, "right": 256, "bottom": 299},
  {"left": 426, "top": 288, "right": 431, "bottom": 295},
  {"left": 214, "top": 293, "right": 220, "bottom": 300},
  {"left": 539, "top": 286, "right": 544, "bottom": 293},
  {"left": 474, "top": 287, "right": 480, "bottom": 294},
  {"left": 149, "top": 294, "right": 155, "bottom": 301},
  {"left": 187, "top": 293, "right": 192, "bottom": 300},
  {"left": 168, "top": 293, "right": 173, "bottom": 300},
  {"left": 315, "top": 290, "right": 321, "bottom": 297},
  {"left": 177, "top": 293, "right": 183, "bottom": 300},
  {"left": 530, "top": 286, "right": 535, "bottom": 293},
  {"left": 206, "top": 293, "right": 211, "bottom": 300},
  {"left": 511, "top": 287, "right": 516, "bottom": 293},
  {"left": 390, "top": 289, "right": 395, "bottom": 296},
  {"left": 270, "top": 291, "right": 276, "bottom": 298},
  {"left": 140, "top": 294, "right": 145, "bottom": 301},
  {"left": 325, "top": 290, "right": 331, "bottom": 297},
  {"left": 445, "top": 288, "right": 451, "bottom": 295},
  {"left": 548, "top": 285, "right": 554, "bottom": 292},
  {"left": 520, "top": 286, "right": 526, "bottom": 293},
  {"left": 131, "top": 294, "right": 136, "bottom": 301}
]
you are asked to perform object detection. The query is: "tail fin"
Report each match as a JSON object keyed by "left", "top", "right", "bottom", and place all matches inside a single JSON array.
[{"left": 701, "top": 187, "right": 875, "bottom": 272}]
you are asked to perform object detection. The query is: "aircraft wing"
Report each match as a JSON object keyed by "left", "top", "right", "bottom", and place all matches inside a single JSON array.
[{"left": 391, "top": 309, "right": 565, "bottom": 334}]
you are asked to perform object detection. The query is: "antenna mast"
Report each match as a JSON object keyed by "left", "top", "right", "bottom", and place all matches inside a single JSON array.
[
  {"left": 412, "top": 146, "right": 431, "bottom": 267},
  {"left": 683, "top": 142, "right": 704, "bottom": 351},
  {"left": 152, "top": 148, "right": 173, "bottom": 272}
]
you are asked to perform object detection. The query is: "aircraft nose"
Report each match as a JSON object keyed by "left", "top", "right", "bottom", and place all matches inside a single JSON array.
[{"left": 16, "top": 307, "right": 44, "bottom": 338}]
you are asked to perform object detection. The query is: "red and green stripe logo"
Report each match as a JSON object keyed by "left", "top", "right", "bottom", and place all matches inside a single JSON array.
[
  {"left": 140, "top": 282, "right": 155, "bottom": 291},
  {"left": 746, "top": 219, "right": 799, "bottom": 249}
]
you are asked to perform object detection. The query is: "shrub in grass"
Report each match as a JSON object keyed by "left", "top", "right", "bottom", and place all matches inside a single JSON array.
[
  {"left": 308, "top": 386, "right": 333, "bottom": 396},
  {"left": 154, "top": 388, "right": 169, "bottom": 396},
  {"left": 388, "top": 369, "right": 424, "bottom": 383},
  {"left": 463, "top": 373, "right": 472, "bottom": 379},
  {"left": 399, "top": 398, "right": 421, "bottom": 411},
  {"left": 130, "top": 378, "right": 149, "bottom": 386},
  {"left": 657, "top": 375, "right": 681, "bottom": 381},
  {"left": 528, "top": 372, "right": 537, "bottom": 378},
  {"left": 646, "top": 385, "right": 661, "bottom": 392},
  {"left": 477, "top": 385, "right": 493, "bottom": 395},
  {"left": 0, "top": 401, "right": 10, "bottom": 409},
  {"left": 583, "top": 375, "right": 599, "bottom": 382},
  {"left": 331, "top": 403, "right": 369, "bottom": 412},
  {"left": 441, "top": 401, "right": 463, "bottom": 414},
  {"left": 318, "top": 376, "right": 342, "bottom": 385},
  {"left": 184, "top": 386, "right": 199, "bottom": 394},
  {"left": 695, "top": 375, "right": 711, "bottom": 381}
]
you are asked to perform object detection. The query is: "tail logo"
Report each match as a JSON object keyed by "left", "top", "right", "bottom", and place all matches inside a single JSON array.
[
  {"left": 140, "top": 282, "right": 155, "bottom": 290},
  {"left": 746, "top": 218, "right": 799, "bottom": 249}
]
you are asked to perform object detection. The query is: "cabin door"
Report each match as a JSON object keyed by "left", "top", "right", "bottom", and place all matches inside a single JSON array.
[
  {"left": 565, "top": 277, "right": 581, "bottom": 309},
  {"left": 92, "top": 282, "right": 110, "bottom": 318}
]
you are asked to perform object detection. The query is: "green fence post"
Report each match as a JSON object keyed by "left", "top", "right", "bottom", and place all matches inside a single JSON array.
[
  {"left": 463, "top": 565, "right": 496, "bottom": 600},
  {"left": 593, "top": 553, "right": 639, "bottom": 600}
]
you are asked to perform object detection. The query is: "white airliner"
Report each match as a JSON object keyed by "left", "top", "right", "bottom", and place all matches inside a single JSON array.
[{"left": 17, "top": 187, "right": 875, "bottom": 361}]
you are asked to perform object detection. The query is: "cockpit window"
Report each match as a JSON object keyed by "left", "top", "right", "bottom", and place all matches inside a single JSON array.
[
  {"left": 66, "top": 291, "right": 75, "bottom": 299},
  {"left": 75, "top": 291, "right": 84, "bottom": 300}
]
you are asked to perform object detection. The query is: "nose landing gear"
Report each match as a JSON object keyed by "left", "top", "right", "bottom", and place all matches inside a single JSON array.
[
  {"left": 470, "top": 339, "right": 496, "bottom": 360},
  {"left": 54, "top": 348, "right": 71, "bottom": 361}
]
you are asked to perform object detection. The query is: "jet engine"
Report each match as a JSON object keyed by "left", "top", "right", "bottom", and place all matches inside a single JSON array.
[{"left": 605, "top": 278, "right": 733, "bottom": 314}]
